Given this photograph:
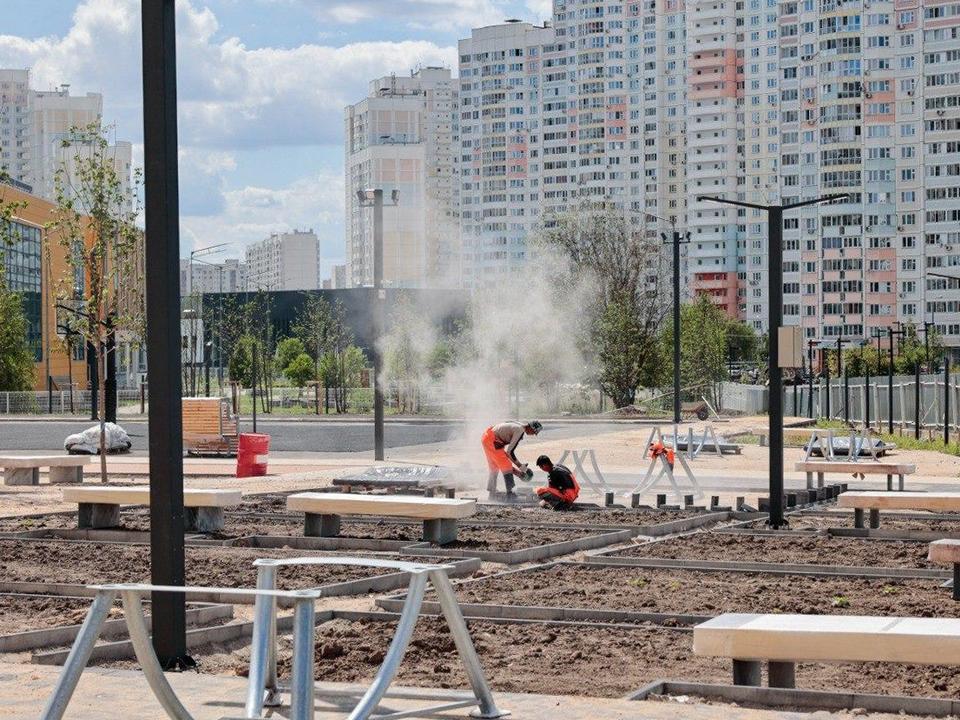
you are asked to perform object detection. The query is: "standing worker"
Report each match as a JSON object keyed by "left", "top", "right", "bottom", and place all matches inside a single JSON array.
[
  {"left": 481, "top": 420, "right": 542, "bottom": 498},
  {"left": 535, "top": 455, "right": 579, "bottom": 510}
]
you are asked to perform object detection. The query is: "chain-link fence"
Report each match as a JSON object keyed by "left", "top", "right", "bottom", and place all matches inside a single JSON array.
[{"left": 0, "top": 390, "right": 144, "bottom": 416}]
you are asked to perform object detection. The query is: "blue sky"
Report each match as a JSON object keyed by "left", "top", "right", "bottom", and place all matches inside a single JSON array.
[{"left": 1, "top": 0, "right": 549, "bottom": 276}]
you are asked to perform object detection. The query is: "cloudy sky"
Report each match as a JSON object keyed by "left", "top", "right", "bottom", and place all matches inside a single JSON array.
[{"left": 2, "top": 0, "right": 551, "bottom": 275}]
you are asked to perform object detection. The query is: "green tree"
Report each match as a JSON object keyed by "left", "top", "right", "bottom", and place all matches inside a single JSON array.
[
  {"left": 274, "top": 337, "right": 306, "bottom": 376},
  {"left": 47, "top": 123, "right": 143, "bottom": 482},
  {"left": 538, "top": 202, "right": 666, "bottom": 407},
  {"left": 0, "top": 287, "right": 35, "bottom": 391},
  {"left": 283, "top": 352, "right": 316, "bottom": 388},
  {"left": 659, "top": 294, "right": 730, "bottom": 404},
  {"left": 228, "top": 335, "right": 254, "bottom": 387},
  {"left": 293, "top": 295, "right": 354, "bottom": 413}
]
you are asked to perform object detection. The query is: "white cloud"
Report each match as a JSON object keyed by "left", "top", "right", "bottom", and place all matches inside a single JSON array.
[
  {"left": 318, "top": 0, "right": 514, "bottom": 32},
  {"left": 179, "top": 169, "right": 345, "bottom": 258},
  {"left": 525, "top": 0, "right": 553, "bottom": 21},
  {"left": 0, "top": 0, "right": 458, "bottom": 149}
]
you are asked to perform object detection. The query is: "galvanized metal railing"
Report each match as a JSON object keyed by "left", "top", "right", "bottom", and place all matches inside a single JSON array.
[
  {"left": 39, "top": 558, "right": 508, "bottom": 720},
  {"left": 243, "top": 557, "right": 508, "bottom": 720},
  {"left": 40, "top": 583, "right": 322, "bottom": 720}
]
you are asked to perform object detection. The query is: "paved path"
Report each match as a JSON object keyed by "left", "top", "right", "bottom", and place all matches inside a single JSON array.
[{"left": 2, "top": 662, "right": 915, "bottom": 720}]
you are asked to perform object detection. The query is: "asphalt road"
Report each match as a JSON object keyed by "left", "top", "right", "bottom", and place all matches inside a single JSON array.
[
  {"left": 0, "top": 419, "right": 461, "bottom": 453},
  {"left": 0, "top": 418, "right": 624, "bottom": 454}
]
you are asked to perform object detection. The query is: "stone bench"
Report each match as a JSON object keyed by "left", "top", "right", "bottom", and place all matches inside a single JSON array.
[
  {"left": 694, "top": 612, "right": 960, "bottom": 689},
  {"left": 61, "top": 487, "right": 242, "bottom": 533},
  {"left": 929, "top": 539, "right": 960, "bottom": 601},
  {"left": 795, "top": 460, "right": 916, "bottom": 492},
  {"left": 838, "top": 490, "right": 960, "bottom": 529},
  {"left": 1, "top": 455, "right": 91, "bottom": 486},
  {"left": 286, "top": 492, "right": 477, "bottom": 545}
]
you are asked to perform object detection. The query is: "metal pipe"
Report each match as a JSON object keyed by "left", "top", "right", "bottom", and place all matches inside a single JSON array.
[
  {"left": 946, "top": 358, "right": 952, "bottom": 446},
  {"left": 40, "top": 590, "right": 116, "bottom": 720},
  {"left": 142, "top": 0, "right": 187, "bottom": 665},
  {"left": 121, "top": 590, "right": 193, "bottom": 720},
  {"left": 245, "top": 563, "right": 279, "bottom": 717},
  {"left": 290, "top": 596, "right": 316, "bottom": 720},
  {"left": 915, "top": 360, "right": 922, "bottom": 440},
  {"left": 430, "top": 569, "right": 507, "bottom": 718},
  {"left": 347, "top": 572, "right": 429, "bottom": 720},
  {"left": 888, "top": 327, "right": 895, "bottom": 434},
  {"left": 807, "top": 340, "right": 814, "bottom": 418},
  {"left": 824, "top": 348, "right": 831, "bottom": 420}
]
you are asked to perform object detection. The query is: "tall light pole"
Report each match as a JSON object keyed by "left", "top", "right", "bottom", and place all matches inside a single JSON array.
[
  {"left": 698, "top": 193, "right": 848, "bottom": 528},
  {"left": 142, "top": 0, "right": 189, "bottom": 668},
  {"left": 357, "top": 188, "right": 399, "bottom": 461},
  {"left": 645, "top": 212, "right": 689, "bottom": 429}
]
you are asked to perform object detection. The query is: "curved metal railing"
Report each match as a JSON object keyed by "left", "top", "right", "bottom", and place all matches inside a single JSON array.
[{"left": 39, "top": 557, "right": 508, "bottom": 720}]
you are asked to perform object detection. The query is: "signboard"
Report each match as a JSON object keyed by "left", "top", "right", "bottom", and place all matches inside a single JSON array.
[{"left": 777, "top": 326, "right": 803, "bottom": 368}]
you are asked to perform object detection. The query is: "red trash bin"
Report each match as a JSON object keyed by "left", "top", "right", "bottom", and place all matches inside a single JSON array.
[{"left": 237, "top": 433, "right": 270, "bottom": 478}]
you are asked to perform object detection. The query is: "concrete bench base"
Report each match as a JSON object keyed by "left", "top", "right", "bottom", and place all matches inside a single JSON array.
[
  {"left": 49, "top": 466, "right": 84, "bottom": 485},
  {"left": 303, "top": 512, "right": 459, "bottom": 545},
  {"left": 4, "top": 468, "right": 39, "bottom": 486},
  {"left": 78, "top": 503, "right": 121, "bottom": 529},
  {"left": 733, "top": 659, "right": 796, "bottom": 688},
  {"left": 185, "top": 507, "right": 225, "bottom": 533}
]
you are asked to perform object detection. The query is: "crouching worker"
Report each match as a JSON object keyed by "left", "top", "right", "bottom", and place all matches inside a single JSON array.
[{"left": 535, "top": 455, "right": 579, "bottom": 510}]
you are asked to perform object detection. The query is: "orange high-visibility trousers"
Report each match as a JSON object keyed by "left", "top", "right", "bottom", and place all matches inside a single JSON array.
[
  {"left": 482, "top": 426, "right": 514, "bottom": 474},
  {"left": 535, "top": 472, "right": 580, "bottom": 504}
]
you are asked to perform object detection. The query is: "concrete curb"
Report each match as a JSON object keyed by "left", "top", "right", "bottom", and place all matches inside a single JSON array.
[
  {"left": 0, "top": 602, "right": 232, "bottom": 653},
  {"left": 225, "top": 534, "right": 417, "bottom": 553},
  {"left": 400, "top": 529, "right": 635, "bottom": 565},
  {"left": 629, "top": 680, "right": 960, "bottom": 717}
]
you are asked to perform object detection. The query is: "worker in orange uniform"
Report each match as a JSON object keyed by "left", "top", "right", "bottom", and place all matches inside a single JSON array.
[
  {"left": 649, "top": 439, "right": 675, "bottom": 470},
  {"left": 534, "top": 455, "right": 580, "bottom": 510},
  {"left": 481, "top": 420, "right": 542, "bottom": 497}
]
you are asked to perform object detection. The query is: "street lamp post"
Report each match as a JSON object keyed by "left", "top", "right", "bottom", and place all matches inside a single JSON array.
[
  {"left": 357, "top": 188, "right": 399, "bottom": 462},
  {"left": 141, "top": 0, "right": 189, "bottom": 668},
  {"left": 697, "top": 193, "right": 847, "bottom": 529},
  {"left": 887, "top": 324, "right": 906, "bottom": 435}
]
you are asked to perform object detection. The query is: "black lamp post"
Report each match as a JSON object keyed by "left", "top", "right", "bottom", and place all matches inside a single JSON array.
[
  {"left": 697, "top": 193, "right": 848, "bottom": 529},
  {"left": 141, "top": 0, "right": 189, "bottom": 667}
]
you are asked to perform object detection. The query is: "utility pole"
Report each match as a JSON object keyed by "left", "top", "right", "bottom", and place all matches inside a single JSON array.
[
  {"left": 141, "top": 0, "right": 189, "bottom": 669},
  {"left": 698, "top": 193, "right": 847, "bottom": 529}
]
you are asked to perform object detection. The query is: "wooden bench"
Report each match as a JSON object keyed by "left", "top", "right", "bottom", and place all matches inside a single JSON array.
[
  {"left": 1, "top": 455, "right": 90, "bottom": 486},
  {"left": 929, "top": 539, "right": 960, "bottom": 601},
  {"left": 794, "top": 460, "right": 916, "bottom": 492},
  {"left": 61, "top": 487, "right": 242, "bottom": 533},
  {"left": 286, "top": 492, "right": 477, "bottom": 545},
  {"left": 183, "top": 397, "right": 239, "bottom": 456},
  {"left": 838, "top": 490, "right": 960, "bottom": 529},
  {"left": 694, "top": 612, "right": 960, "bottom": 689}
]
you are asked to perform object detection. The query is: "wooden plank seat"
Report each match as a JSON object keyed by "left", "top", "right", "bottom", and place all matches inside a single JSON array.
[
  {"left": 694, "top": 612, "right": 960, "bottom": 689},
  {"left": 61, "top": 487, "right": 242, "bottom": 533},
  {"left": 1, "top": 455, "right": 90, "bottom": 486},
  {"left": 929, "top": 539, "right": 960, "bottom": 601},
  {"left": 286, "top": 492, "right": 477, "bottom": 545},
  {"left": 838, "top": 491, "right": 960, "bottom": 529},
  {"left": 795, "top": 460, "right": 916, "bottom": 492}
]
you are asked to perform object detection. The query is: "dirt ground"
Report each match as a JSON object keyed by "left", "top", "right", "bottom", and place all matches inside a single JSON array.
[
  {"left": 616, "top": 531, "right": 936, "bottom": 569},
  {"left": 0, "top": 539, "right": 414, "bottom": 589},
  {"left": 445, "top": 564, "right": 955, "bottom": 618},
  {"left": 175, "top": 617, "right": 960, "bottom": 700},
  {"left": 0, "top": 595, "right": 126, "bottom": 635},
  {"left": 763, "top": 512, "right": 960, "bottom": 534}
]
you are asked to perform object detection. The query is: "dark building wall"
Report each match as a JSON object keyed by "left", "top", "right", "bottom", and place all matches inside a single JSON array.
[{"left": 204, "top": 288, "right": 467, "bottom": 357}]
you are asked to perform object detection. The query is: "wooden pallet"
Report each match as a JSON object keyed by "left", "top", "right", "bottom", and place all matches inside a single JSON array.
[{"left": 183, "top": 398, "right": 239, "bottom": 457}]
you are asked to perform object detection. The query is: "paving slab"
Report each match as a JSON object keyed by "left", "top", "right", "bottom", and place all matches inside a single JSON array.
[{"left": 0, "top": 661, "right": 932, "bottom": 720}]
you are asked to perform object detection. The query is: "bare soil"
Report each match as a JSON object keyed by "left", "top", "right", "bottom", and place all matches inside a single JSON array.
[
  {"left": 0, "top": 595, "right": 124, "bottom": 635},
  {"left": 614, "top": 531, "right": 935, "bottom": 568},
  {"left": 765, "top": 512, "right": 960, "bottom": 534},
  {"left": 0, "top": 511, "right": 599, "bottom": 551},
  {"left": 0, "top": 539, "right": 407, "bottom": 589},
  {"left": 445, "top": 564, "right": 956, "bottom": 618},
  {"left": 181, "top": 617, "right": 960, "bottom": 700}
]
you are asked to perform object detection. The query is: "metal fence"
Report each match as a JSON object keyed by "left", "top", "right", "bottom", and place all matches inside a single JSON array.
[{"left": 0, "top": 390, "right": 144, "bottom": 416}]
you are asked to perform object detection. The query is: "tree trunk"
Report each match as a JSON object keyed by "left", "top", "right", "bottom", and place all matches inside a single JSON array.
[{"left": 97, "top": 345, "right": 108, "bottom": 483}]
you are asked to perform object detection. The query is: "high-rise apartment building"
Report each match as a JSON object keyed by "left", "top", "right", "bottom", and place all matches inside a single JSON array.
[
  {"left": 0, "top": 69, "right": 32, "bottom": 185},
  {"left": 245, "top": 230, "right": 320, "bottom": 291},
  {"left": 0, "top": 70, "right": 133, "bottom": 206},
  {"left": 344, "top": 67, "right": 459, "bottom": 288},
  {"left": 180, "top": 258, "right": 247, "bottom": 295}
]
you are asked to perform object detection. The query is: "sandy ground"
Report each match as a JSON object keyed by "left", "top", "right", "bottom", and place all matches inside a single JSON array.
[{"left": 3, "top": 415, "right": 959, "bottom": 518}]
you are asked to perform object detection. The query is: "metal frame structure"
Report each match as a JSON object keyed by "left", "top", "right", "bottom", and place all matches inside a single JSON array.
[
  {"left": 41, "top": 583, "right": 322, "bottom": 720},
  {"left": 243, "top": 556, "right": 507, "bottom": 720},
  {"left": 42, "top": 557, "right": 508, "bottom": 720},
  {"left": 697, "top": 194, "right": 848, "bottom": 528},
  {"left": 555, "top": 449, "right": 611, "bottom": 496},
  {"left": 627, "top": 427, "right": 704, "bottom": 501}
]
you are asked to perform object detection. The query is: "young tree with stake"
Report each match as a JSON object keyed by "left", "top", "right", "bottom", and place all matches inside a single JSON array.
[{"left": 47, "top": 124, "right": 143, "bottom": 482}]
